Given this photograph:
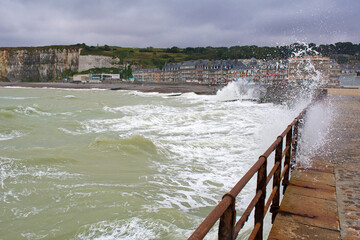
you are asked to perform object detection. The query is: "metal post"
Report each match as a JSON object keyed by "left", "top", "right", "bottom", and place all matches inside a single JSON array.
[
  {"left": 219, "top": 194, "right": 236, "bottom": 240},
  {"left": 254, "top": 157, "right": 267, "bottom": 240},
  {"left": 271, "top": 137, "right": 283, "bottom": 223},
  {"left": 283, "top": 127, "right": 292, "bottom": 194}
]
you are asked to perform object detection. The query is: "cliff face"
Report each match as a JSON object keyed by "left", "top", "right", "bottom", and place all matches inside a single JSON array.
[
  {"left": 0, "top": 48, "right": 80, "bottom": 82},
  {"left": 79, "top": 55, "right": 125, "bottom": 72}
]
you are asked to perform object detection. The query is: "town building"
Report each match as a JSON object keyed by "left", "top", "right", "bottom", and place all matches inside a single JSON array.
[
  {"left": 133, "top": 56, "right": 341, "bottom": 86},
  {"left": 288, "top": 56, "right": 330, "bottom": 85},
  {"left": 260, "top": 60, "right": 288, "bottom": 84},
  {"left": 133, "top": 68, "right": 161, "bottom": 82},
  {"left": 159, "top": 59, "right": 249, "bottom": 83},
  {"left": 72, "top": 73, "right": 120, "bottom": 83}
]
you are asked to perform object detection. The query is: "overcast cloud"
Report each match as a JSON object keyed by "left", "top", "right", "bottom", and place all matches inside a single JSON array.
[{"left": 0, "top": 0, "right": 359, "bottom": 47}]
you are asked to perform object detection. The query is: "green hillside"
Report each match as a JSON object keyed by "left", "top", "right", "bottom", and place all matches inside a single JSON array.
[
  {"left": 79, "top": 42, "right": 360, "bottom": 69},
  {"left": 2, "top": 42, "right": 359, "bottom": 70}
]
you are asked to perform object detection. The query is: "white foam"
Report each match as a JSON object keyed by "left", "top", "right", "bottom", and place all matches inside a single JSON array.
[
  {"left": 13, "top": 106, "right": 52, "bottom": 117},
  {"left": 0, "top": 130, "right": 25, "bottom": 141},
  {"left": 76, "top": 217, "right": 187, "bottom": 240},
  {"left": 1, "top": 84, "right": 321, "bottom": 238},
  {"left": 64, "top": 95, "right": 77, "bottom": 99},
  {"left": 0, "top": 156, "right": 81, "bottom": 201},
  {"left": 215, "top": 80, "right": 264, "bottom": 101},
  {"left": 0, "top": 96, "right": 37, "bottom": 100}
]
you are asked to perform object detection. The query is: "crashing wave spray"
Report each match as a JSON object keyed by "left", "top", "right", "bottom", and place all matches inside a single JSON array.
[
  {"left": 215, "top": 79, "right": 265, "bottom": 102},
  {"left": 289, "top": 42, "right": 334, "bottom": 167},
  {"left": 287, "top": 42, "right": 326, "bottom": 104}
]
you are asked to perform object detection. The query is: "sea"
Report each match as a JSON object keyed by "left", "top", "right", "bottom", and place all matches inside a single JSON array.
[{"left": 0, "top": 82, "right": 331, "bottom": 239}]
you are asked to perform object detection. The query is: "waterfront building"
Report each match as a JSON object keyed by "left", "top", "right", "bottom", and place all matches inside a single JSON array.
[
  {"left": 72, "top": 73, "right": 120, "bottom": 83},
  {"left": 133, "top": 56, "right": 341, "bottom": 86},
  {"left": 288, "top": 56, "right": 330, "bottom": 85},
  {"left": 133, "top": 68, "right": 161, "bottom": 82},
  {"left": 161, "top": 63, "right": 181, "bottom": 82},
  {"left": 260, "top": 60, "right": 288, "bottom": 84}
]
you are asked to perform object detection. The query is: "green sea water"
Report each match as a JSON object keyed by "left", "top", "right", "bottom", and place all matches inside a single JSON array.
[{"left": 0, "top": 86, "right": 303, "bottom": 239}]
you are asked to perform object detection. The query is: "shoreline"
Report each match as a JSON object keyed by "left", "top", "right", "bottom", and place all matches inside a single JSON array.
[{"left": 0, "top": 81, "right": 223, "bottom": 95}]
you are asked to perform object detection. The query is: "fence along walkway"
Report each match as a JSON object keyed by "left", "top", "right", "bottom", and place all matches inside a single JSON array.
[{"left": 188, "top": 91, "right": 327, "bottom": 240}]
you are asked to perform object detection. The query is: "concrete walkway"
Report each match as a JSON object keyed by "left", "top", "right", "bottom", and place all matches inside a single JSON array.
[{"left": 268, "top": 89, "right": 360, "bottom": 240}]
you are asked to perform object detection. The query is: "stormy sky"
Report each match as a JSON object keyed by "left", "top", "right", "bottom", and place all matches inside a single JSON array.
[{"left": 0, "top": 0, "right": 359, "bottom": 48}]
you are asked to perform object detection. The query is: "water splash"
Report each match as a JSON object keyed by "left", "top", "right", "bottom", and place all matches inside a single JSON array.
[
  {"left": 295, "top": 99, "right": 335, "bottom": 168},
  {"left": 215, "top": 79, "right": 265, "bottom": 101},
  {"left": 289, "top": 42, "right": 334, "bottom": 167}
]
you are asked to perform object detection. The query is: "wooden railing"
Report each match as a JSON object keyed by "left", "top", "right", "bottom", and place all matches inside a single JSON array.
[{"left": 189, "top": 90, "right": 327, "bottom": 240}]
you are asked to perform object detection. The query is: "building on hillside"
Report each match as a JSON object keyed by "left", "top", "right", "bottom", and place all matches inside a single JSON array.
[{"left": 288, "top": 56, "right": 330, "bottom": 85}]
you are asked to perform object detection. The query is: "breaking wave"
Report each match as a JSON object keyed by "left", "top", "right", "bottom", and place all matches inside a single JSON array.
[{"left": 0, "top": 130, "right": 26, "bottom": 141}]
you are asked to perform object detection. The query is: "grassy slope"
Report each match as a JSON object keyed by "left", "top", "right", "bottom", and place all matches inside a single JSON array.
[{"left": 80, "top": 46, "right": 188, "bottom": 69}]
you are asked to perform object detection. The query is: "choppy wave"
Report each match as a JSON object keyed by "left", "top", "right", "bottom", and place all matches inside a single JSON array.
[
  {"left": 0, "top": 156, "right": 81, "bottom": 202},
  {"left": 64, "top": 95, "right": 77, "bottom": 99},
  {"left": 89, "top": 135, "right": 158, "bottom": 155},
  {"left": 0, "top": 110, "right": 16, "bottom": 118},
  {"left": 0, "top": 130, "right": 26, "bottom": 141},
  {"left": 0, "top": 82, "right": 332, "bottom": 239},
  {"left": 76, "top": 217, "right": 188, "bottom": 240},
  {"left": 0, "top": 96, "right": 37, "bottom": 100},
  {"left": 9, "top": 105, "right": 52, "bottom": 117},
  {"left": 0, "top": 105, "right": 73, "bottom": 118}
]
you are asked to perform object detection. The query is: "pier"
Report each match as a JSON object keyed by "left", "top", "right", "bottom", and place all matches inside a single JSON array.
[
  {"left": 269, "top": 88, "right": 360, "bottom": 239},
  {"left": 189, "top": 88, "right": 360, "bottom": 239}
]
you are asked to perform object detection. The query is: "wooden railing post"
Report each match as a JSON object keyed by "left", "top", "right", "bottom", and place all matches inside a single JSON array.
[
  {"left": 283, "top": 127, "right": 292, "bottom": 194},
  {"left": 254, "top": 157, "right": 267, "bottom": 240},
  {"left": 271, "top": 137, "right": 283, "bottom": 223},
  {"left": 218, "top": 194, "right": 236, "bottom": 240}
]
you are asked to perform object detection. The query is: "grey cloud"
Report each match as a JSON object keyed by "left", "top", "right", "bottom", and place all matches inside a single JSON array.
[{"left": 0, "top": 0, "right": 359, "bottom": 47}]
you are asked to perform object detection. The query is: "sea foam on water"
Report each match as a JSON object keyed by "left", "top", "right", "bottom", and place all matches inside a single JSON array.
[{"left": 0, "top": 44, "right": 336, "bottom": 239}]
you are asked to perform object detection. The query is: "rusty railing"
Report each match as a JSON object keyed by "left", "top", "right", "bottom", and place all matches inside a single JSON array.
[{"left": 189, "top": 90, "right": 327, "bottom": 240}]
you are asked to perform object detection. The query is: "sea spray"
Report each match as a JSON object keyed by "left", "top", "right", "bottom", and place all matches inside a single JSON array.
[
  {"left": 215, "top": 79, "right": 265, "bottom": 101},
  {"left": 288, "top": 42, "right": 335, "bottom": 168}
]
